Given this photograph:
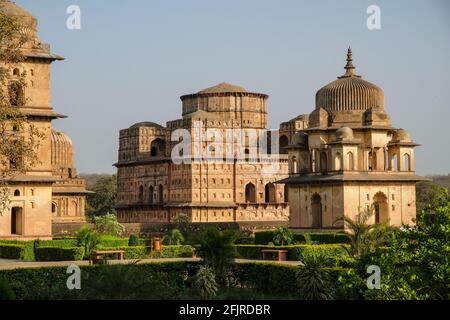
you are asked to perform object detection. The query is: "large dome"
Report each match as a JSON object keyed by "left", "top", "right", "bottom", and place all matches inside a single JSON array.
[
  {"left": 315, "top": 48, "right": 384, "bottom": 112},
  {"left": 0, "top": 0, "right": 38, "bottom": 40}
]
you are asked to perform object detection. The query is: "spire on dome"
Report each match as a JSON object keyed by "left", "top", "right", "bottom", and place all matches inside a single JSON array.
[{"left": 339, "top": 47, "right": 361, "bottom": 78}]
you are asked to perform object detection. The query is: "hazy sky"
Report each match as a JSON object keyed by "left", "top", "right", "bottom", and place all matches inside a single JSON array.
[{"left": 17, "top": 0, "right": 450, "bottom": 175}]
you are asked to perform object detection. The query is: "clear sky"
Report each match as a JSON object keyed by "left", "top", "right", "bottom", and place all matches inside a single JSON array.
[{"left": 16, "top": 0, "right": 450, "bottom": 175}]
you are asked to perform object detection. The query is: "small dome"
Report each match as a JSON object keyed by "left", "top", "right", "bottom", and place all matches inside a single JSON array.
[
  {"left": 292, "top": 132, "right": 308, "bottom": 145},
  {"left": 198, "top": 82, "right": 247, "bottom": 94},
  {"left": 129, "top": 121, "right": 163, "bottom": 129},
  {"left": 393, "top": 129, "right": 412, "bottom": 142},
  {"left": 336, "top": 126, "right": 354, "bottom": 140},
  {"left": 315, "top": 48, "right": 384, "bottom": 112},
  {"left": 51, "top": 129, "right": 74, "bottom": 168}
]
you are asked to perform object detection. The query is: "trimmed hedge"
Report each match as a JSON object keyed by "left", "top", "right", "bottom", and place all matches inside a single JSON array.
[
  {"left": 0, "top": 241, "right": 35, "bottom": 261},
  {"left": 35, "top": 247, "right": 85, "bottom": 262},
  {"left": 97, "top": 246, "right": 150, "bottom": 259},
  {"left": 235, "top": 244, "right": 349, "bottom": 261},
  {"left": 38, "top": 239, "right": 77, "bottom": 248},
  {"left": 254, "top": 231, "right": 350, "bottom": 245},
  {"left": 0, "top": 261, "right": 351, "bottom": 300},
  {"left": 151, "top": 245, "right": 195, "bottom": 259}
]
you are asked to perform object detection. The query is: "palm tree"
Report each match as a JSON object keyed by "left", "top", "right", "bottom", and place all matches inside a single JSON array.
[
  {"left": 76, "top": 226, "right": 101, "bottom": 259},
  {"left": 196, "top": 228, "right": 237, "bottom": 284},
  {"left": 296, "top": 250, "right": 333, "bottom": 300},
  {"left": 335, "top": 206, "right": 393, "bottom": 257},
  {"left": 162, "top": 229, "right": 185, "bottom": 245}
]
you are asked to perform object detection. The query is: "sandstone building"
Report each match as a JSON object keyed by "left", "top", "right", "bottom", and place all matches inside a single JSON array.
[
  {"left": 280, "top": 48, "right": 425, "bottom": 229},
  {"left": 115, "top": 83, "right": 289, "bottom": 224},
  {"left": 0, "top": 1, "right": 87, "bottom": 240}
]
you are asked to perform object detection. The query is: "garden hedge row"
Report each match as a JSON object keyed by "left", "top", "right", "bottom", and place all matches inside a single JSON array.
[
  {"left": 0, "top": 242, "right": 35, "bottom": 261},
  {"left": 254, "top": 231, "right": 350, "bottom": 245},
  {"left": 150, "top": 245, "right": 194, "bottom": 259},
  {"left": 35, "top": 247, "right": 85, "bottom": 262},
  {"left": 0, "top": 261, "right": 350, "bottom": 300},
  {"left": 234, "top": 244, "right": 349, "bottom": 260}
]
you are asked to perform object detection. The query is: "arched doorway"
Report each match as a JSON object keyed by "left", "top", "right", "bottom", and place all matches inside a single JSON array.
[
  {"left": 334, "top": 152, "right": 342, "bottom": 171},
  {"left": 245, "top": 183, "right": 256, "bottom": 203},
  {"left": 346, "top": 152, "right": 354, "bottom": 170},
  {"left": 11, "top": 207, "right": 23, "bottom": 235},
  {"left": 265, "top": 183, "right": 276, "bottom": 203},
  {"left": 311, "top": 194, "right": 322, "bottom": 228},
  {"left": 373, "top": 192, "right": 388, "bottom": 224}
]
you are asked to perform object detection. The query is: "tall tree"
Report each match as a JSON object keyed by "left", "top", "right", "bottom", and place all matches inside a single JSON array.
[
  {"left": 86, "top": 174, "right": 117, "bottom": 218},
  {"left": 0, "top": 6, "right": 43, "bottom": 211}
]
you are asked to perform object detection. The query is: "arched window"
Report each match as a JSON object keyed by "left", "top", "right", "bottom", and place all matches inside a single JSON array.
[
  {"left": 264, "top": 183, "right": 276, "bottom": 203},
  {"left": 158, "top": 184, "right": 164, "bottom": 204},
  {"left": 346, "top": 152, "right": 354, "bottom": 171},
  {"left": 334, "top": 152, "right": 342, "bottom": 171},
  {"left": 279, "top": 135, "right": 289, "bottom": 154},
  {"left": 9, "top": 82, "right": 24, "bottom": 106},
  {"left": 138, "top": 186, "right": 144, "bottom": 202},
  {"left": 320, "top": 152, "right": 328, "bottom": 174},
  {"left": 403, "top": 153, "right": 411, "bottom": 171},
  {"left": 13, "top": 68, "right": 20, "bottom": 76},
  {"left": 368, "top": 151, "right": 373, "bottom": 170},
  {"left": 245, "top": 183, "right": 256, "bottom": 203},
  {"left": 148, "top": 186, "right": 154, "bottom": 204},
  {"left": 14, "top": 189, "right": 20, "bottom": 197},
  {"left": 150, "top": 138, "right": 165, "bottom": 157},
  {"left": 392, "top": 154, "right": 398, "bottom": 171},
  {"left": 52, "top": 203, "right": 57, "bottom": 213},
  {"left": 291, "top": 156, "right": 298, "bottom": 174}
]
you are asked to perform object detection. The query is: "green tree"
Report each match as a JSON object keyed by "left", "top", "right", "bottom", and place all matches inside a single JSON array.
[
  {"left": 173, "top": 213, "right": 191, "bottom": 238},
  {"left": 364, "top": 200, "right": 450, "bottom": 300},
  {"left": 196, "top": 228, "right": 237, "bottom": 284},
  {"left": 336, "top": 206, "right": 393, "bottom": 257},
  {"left": 272, "top": 226, "right": 293, "bottom": 246},
  {"left": 416, "top": 180, "right": 449, "bottom": 214},
  {"left": 86, "top": 174, "right": 117, "bottom": 218},
  {"left": 162, "top": 229, "right": 184, "bottom": 245},
  {"left": 0, "top": 6, "right": 43, "bottom": 211},
  {"left": 93, "top": 213, "right": 124, "bottom": 236},
  {"left": 296, "top": 250, "right": 333, "bottom": 300}
]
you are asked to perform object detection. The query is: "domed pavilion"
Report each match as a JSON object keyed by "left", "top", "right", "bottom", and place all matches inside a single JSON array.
[{"left": 280, "top": 48, "right": 426, "bottom": 230}]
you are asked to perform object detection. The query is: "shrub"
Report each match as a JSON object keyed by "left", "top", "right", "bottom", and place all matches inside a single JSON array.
[
  {"left": 272, "top": 227, "right": 294, "bottom": 245},
  {"left": 0, "top": 277, "right": 15, "bottom": 300},
  {"left": 162, "top": 229, "right": 184, "bottom": 245},
  {"left": 38, "top": 239, "right": 78, "bottom": 248},
  {"left": 254, "top": 231, "right": 350, "bottom": 245},
  {"left": 128, "top": 234, "right": 139, "bottom": 247},
  {"left": 35, "top": 247, "right": 85, "bottom": 262},
  {"left": 194, "top": 265, "right": 218, "bottom": 299},
  {"left": 97, "top": 246, "right": 149, "bottom": 259},
  {"left": 0, "top": 242, "right": 35, "bottom": 261},
  {"left": 234, "top": 244, "right": 349, "bottom": 261},
  {"left": 151, "top": 245, "right": 194, "bottom": 259}
]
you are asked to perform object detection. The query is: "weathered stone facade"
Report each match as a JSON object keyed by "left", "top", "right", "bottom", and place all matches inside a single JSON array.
[
  {"left": 0, "top": 1, "right": 87, "bottom": 239},
  {"left": 280, "top": 48, "right": 425, "bottom": 230},
  {"left": 115, "top": 83, "right": 289, "bottom": 224}
]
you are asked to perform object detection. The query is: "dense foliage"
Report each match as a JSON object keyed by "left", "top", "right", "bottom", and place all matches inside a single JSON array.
[{"left": 85, "top": 174, "right": 117, "bottom": 218}]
